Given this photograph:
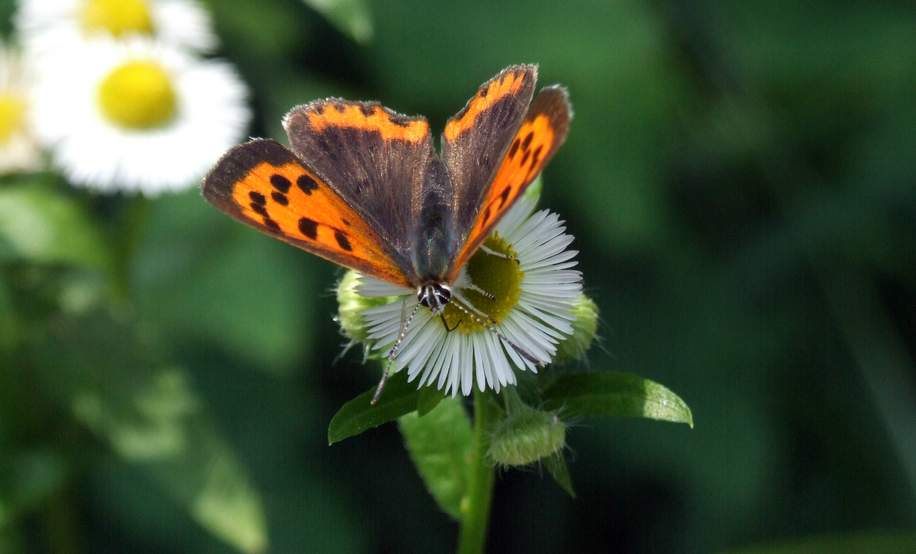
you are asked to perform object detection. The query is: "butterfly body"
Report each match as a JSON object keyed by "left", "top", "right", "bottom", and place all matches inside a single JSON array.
[{"left": 203, "top": 64, "right": 570, "bottom": 317}]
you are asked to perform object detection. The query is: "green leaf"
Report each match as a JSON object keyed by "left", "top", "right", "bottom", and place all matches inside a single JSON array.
[
  {"left": 724, "top": 531, "right": 916, "bottom": 554},
  {"left": 542, "top": 371, "right": 694, "bottom": 427},
  {"left": 32, "top": 315, "right": 267, "bottom": 554},
  {"left": 328, "top": 371, "right": 420, "bottom": 444},
  {"left": 0, "top": 184, "right": 108, "bottom": 269},
  {"left": 543, "top": 454, "right": 575, "bottom": 498},
  {"left": 416, "top": 385, "right": 445, "bottom": 416},
  {"left": 398, "top": 398, "right": 471, "bottom": 519},
  {"left": 302, "top": 0, "right": 373, "bottom": 43},
  {"left": 0, "top": 450, "right": 68, "bottom": 527}
]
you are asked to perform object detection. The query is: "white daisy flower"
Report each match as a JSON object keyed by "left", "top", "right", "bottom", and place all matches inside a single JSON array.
[
  {"left": 16, "top": 0, "right": 217, "bottom": 57},
  {"left": 352, "top": 192, "right": 583, "bottom": 396},
  {"left": 31, "top": 38, "right": 249, "bottom": 194},
  {"left": 0, "top": 45, "right": 43, "bottom": 175}
]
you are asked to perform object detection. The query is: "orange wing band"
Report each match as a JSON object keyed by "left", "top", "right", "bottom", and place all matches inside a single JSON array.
[{"left": 444, "top": 67, "right": 533, "bottom": 141}]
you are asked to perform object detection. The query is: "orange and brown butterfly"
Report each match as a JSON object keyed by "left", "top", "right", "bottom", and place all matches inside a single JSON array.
[{"left": 202, "top": 63, "right": 570, "bottom": 322}]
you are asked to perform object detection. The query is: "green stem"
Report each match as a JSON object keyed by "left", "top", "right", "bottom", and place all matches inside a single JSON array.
[
  {"left": 457, "top": 389, "right": 496, "bottom": 554},
  {"left": 110, "top": 195, "right": 150, "bottom": 306}
]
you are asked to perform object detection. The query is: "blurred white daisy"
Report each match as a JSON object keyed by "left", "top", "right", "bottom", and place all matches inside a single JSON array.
[
  {"left": 16, "top": 0, "right": 217, "bottom": 57},
  {"left": 0, "top": 45, "right": 43, "bottom": 175},
  {"left": 32, "top": 38, "right": 249, "bottom": 194},
  {"left": 352, "top": 192, "right": 583, "bottom": 396}
]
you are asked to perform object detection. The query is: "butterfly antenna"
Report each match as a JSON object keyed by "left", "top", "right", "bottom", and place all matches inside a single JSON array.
[
  {"left": 449, "top": 295, "right": 544, "bottom": 367},
  {"left": 372, "top": 301, "right": 422, "bottom": 405}
]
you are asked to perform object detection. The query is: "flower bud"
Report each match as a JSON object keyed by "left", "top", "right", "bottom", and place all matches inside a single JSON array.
[
  {"left": 488, "top": 394, "right": 566, "bottom": 467},
  {"left": 335, "top": 270, "right": 390, "bottom": 343},
  {"left": 555, "top": 294, "right": 599, "bottom": 363}
]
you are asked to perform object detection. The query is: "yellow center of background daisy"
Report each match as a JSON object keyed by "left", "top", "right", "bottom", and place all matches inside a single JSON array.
[
  {"left": 81, "top": 0, "right": 154, "bottom": 37},
  {"left": 442, "top": 234, "right": 523, "bottom": 334},
  {"left": 97, "top": 61, "right": 177, "bottom": 130},
  {"left": 0, "top": 93, "right": 27, "bottom": 144}
]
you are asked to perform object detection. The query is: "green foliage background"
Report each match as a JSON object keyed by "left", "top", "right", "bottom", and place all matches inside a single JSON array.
[{"left": 1, "top": 0, "right": 915, "bottom": 552}]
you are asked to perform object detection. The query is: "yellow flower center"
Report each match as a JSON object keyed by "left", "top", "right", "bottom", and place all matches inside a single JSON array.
[
  {"left": 0, "top": 93, "right": 27, "bottom": 144},
  {"left": 97, "top": 61, "right": 177, "bottom": 130},
  {"left": 442, "top": 234, "right": 523, "bottom": 334},
  {"left": 81, "top": 0, "right": 154, "bottom": 37}
]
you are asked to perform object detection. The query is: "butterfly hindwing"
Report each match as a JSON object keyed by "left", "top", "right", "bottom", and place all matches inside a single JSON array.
[
  {"left": 445, "top": 85, "right": 572, "bottom": 281},
  {"left": 202, "top": 139, "right": 413, "bottom": 287},
  {"left": 283, "top": 99, "right": 435, "bottom": 270}
]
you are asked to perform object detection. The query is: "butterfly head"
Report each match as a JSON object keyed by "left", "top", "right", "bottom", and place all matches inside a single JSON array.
[{"left": 417, "top": 282, "right": 452, "bottom": 314}]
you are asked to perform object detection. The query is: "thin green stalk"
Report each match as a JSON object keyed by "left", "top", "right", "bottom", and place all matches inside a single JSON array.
[
  {"left": 110, "top": 195, "right": 149, "bottom": 306},
  {"left": 457, "top": 389, "right": 496, "bottom": 554}
]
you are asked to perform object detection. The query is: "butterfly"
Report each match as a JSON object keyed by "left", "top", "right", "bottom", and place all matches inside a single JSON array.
[{"left": 203, "top": 64, "right": 571, "bottom": 395}]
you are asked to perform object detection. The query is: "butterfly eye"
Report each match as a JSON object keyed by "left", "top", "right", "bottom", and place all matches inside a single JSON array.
[{"left": 433, "top": 283, "right": 452, "bottom": 304}]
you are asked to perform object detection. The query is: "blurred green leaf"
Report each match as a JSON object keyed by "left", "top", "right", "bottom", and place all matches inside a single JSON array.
[
  {"left": 398, "top": 398, "right": 471, "bottom": 519},
  {"left": 0, "top": 184, "right": 108, "bottom": 269},
  {"left": 0, "top": 450, "right": 68, "bottom": 527},
  {"left": 134, "top": 191, "right": 315, "bottom": 373},
  {"left": 725, "top": 531, "right": 916, "bottom": 554},
  {"left": 542, "top": 371, "right": 694, "bottom": 427},
  {"left": 0, "top": 279, "right": 15, "bottom": 352},
  {"left": 328, "top": 371, "right": 419, "bottom": 444},
  {"left": 543, "top": 454, "right": 575, "bottom": 498},
  {"left": 416, "top": 385, "right": 445, "bottom": 416},
  {"left": 33, "top": 315, "right": 267, "bottom": 554},
  {"left": 302, "top": 0, "right": 373, "bottom": 43},
  {"left": 0, "top": 526, "right": 23, "bottom": 554}
]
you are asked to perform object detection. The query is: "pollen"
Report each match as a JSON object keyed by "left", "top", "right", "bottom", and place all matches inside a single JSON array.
[
  {"left": 97, "top": 60, "right": 177, "bottom": 130},
  {"left": 442, "top": 234, "right": 523, "bottom": 334},
  {"left": 81, "top": 0, "right": 154, "bottom": 37},
  {"left": 0, "top": 93, "right": 27, "bottom": 144}
]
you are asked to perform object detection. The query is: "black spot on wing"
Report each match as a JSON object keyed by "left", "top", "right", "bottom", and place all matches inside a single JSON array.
[
  {"left": 530, "top": 145, "right": 543, "bottom": 170},
  {"left": 271, "top": 191, "right": 289, "bottom": 205},
  {"left": 508, "top": 138, "right": 520, "bottom": 159},
  {"left": 251, "top": 203, "right": 268, "bottom": 217},
  {"left": 521, "top": 131, "right": 534, "bottom": 151},
  {"left": 298, "top": 217, "right": 318, "bottom": 239},
  {"left": 249, "top": 191, "right": 266, "bottom": 205},
  {"left": 498, "top": 186, "right": 511, "bottom": 208},
  {"left": 270, "top": 174, "right": 291, "bottom": 193},
  {"left": 263, "top": 218, "right": 280, "bottom": 232},
  {"left": 520, "top": 149, "right": 531, "bottom": 167},
  {"left": 297, "top": 174, "right": 318, "bottom": 195},
  {"left": 334, "top": 230, "right": 353, "bottom": 251}
]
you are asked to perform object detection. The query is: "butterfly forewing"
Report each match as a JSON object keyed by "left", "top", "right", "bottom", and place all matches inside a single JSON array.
[{"left": 202, "top": 139, "right": 413, "bottom": 287}]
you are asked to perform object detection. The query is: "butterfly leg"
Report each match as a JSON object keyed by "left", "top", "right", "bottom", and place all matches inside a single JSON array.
[
  {"left": 373, "top": 301, "right": 422, "bottom": 405},
  {"left": 441, "top": 314, "right": 462, "bottom": 332}
]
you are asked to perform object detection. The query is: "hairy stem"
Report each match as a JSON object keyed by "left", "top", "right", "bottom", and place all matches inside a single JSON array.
[{"left": 456, "top": 389, "right": 496, "bottom": 554}]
